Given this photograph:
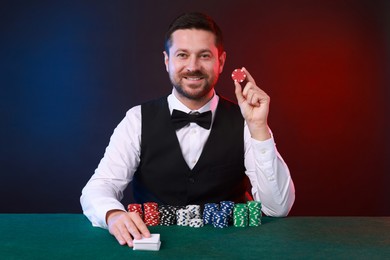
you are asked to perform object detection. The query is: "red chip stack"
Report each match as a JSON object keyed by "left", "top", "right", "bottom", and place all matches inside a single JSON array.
[
  {"left": 127, "top": 203, "right": 143, "bottom": 219},
  {"left": 143, "top": 202, "right": 160, "bottom": 226}
]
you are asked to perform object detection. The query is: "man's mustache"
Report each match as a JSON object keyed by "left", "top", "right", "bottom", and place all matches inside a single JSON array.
[{"left": 181, "top": 71, "right": 206, "bottom": 77}]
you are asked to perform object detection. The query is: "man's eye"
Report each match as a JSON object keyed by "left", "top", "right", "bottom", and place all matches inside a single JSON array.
[
  {"left": 200, "top": 54, "right": 211, "bottom": 59},
  {"left": 177, "top": 53, "right": 188, "bottom": 58}
]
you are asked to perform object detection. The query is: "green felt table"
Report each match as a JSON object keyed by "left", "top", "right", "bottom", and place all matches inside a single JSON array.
[{"left": 0, "top": 214, "right": 389, "bottom": 259}]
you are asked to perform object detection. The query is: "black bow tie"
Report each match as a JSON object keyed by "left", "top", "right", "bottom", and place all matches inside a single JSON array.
[{"left": 171, "top": 109, "right": 212, "bottom": 130}]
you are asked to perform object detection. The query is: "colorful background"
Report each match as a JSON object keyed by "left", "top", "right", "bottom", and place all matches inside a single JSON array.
[{"left": 1, "top": 0, "right": 389, "bottom": 215}]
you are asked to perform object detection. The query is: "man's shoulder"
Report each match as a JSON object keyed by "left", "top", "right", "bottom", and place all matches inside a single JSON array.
[{"left": 141, "top": 95, "right": 169, "bottom": 107}]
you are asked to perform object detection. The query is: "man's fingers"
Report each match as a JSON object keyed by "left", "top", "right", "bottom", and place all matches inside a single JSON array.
[
  {"left": 131, "top": 214, "right": 151, "bottom": 238},
  {"left": 124, "top": 220, "right": 141, "bottom": 240},
  {"left": 109, "top": 224, "right": 128, "bottom": 246},
  {"left": 247, "top": 92, "right": 259, "bottom": 107},
  {"left": 120, "top": 222, "right": 135, "bottom": 247},
  {"left": 241, "top": 84, "right": 258, "bottom": 106},
  {"left": 234, "top": 80, "right": 245, "bottom": 104},
  {"left": 234, "top": 67, "right": 258, "bottom": 106},
  {"left": 107, "top": 211, "right": 151, "bottom": 247},
  {"left": 127, "top": 212, "right": 150, "bottom": 239}
]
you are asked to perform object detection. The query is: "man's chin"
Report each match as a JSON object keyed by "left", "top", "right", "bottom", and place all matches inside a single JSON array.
[{"left": 175, "top": 86, "right": 210, "bottom": 100}]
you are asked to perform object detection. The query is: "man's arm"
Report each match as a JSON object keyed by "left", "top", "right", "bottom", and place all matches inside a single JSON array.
[
  {"left": 80, "top": 106, "right": 150, "bottom": 246},
  {"left": 244, "top": 132, "right": 295, "bottom": 216},
  {"left": 235, "top": 67, "right": 295, "bottom": 216}
]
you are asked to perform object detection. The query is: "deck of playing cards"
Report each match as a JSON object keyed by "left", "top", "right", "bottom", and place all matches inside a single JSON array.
[{"left": 133, "top": 233, "right": 161, "bottom": 251}]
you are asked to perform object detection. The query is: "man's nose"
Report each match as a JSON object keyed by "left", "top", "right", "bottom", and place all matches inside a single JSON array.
[{"left": 186, "top": 56, "right": 200, "bottom": 72}]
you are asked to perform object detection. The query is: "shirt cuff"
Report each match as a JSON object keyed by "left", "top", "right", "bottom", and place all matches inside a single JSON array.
[
  {"left": 93, "top": 201, "right": 126, "bottom": 229},
  {"left": 251, "top": 137, "right": 277, "bottom": 163}
]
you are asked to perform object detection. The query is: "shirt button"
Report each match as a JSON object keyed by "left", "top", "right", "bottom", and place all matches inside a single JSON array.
[
  {"left": 261, "top": 149, "right": 267, "bottom": 154},
  {"left": 189, "top": 178, "right": 195, "bottom": 183}
]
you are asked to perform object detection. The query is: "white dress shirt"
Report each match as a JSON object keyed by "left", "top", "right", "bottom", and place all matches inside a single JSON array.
[{"left": 81, "top": 91, "right": 295, "bottom": 228}]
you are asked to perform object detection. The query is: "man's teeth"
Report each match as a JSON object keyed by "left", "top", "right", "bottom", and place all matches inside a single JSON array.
[{"left": 186, "top": 77, "right": 201, "bottom": 81}]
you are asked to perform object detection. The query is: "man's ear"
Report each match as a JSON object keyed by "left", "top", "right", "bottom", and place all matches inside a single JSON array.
[
  {"left": 163, "top": 51, "right": 169, "bottom": 72},
  {"left": 219, "top": 51, "right": 227, "bottom": 74}
]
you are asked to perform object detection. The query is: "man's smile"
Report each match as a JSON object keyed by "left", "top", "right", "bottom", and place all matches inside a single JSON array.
[{"left": 184, "top": 76, "right": 203, "bottom": 81}]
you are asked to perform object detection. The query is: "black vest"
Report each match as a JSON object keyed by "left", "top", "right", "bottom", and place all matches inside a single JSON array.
[{"left": 132, "top": 96, "right": 247, "bottom": 205}]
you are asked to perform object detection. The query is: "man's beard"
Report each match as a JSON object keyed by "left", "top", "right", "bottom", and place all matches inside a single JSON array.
[{"left": 171, "top": 70, "right": 217, "bottom": 100}]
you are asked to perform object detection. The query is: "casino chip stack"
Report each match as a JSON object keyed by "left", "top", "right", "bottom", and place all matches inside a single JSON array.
[
  {"left": 212, "top": 211, "right": 229, "bottom": 228},
  {"left": 186, "top": 205, "right": 201, "bottom": 219},
  {"left": 176, "top": 208, "right": 190, "bottom": 226},
  {"left": 186, "top": 205, "right": 204, "bottom": 228},
  {"left": 158, "top": 205, "right": 177, "bottom": 226},
  {"left": 130, "top": 201, "right": 261, "bottom": 229},
  {"left": 203, "top": 203, "right": 219, "bottom": 225},
  {"left": 143, "top": 202, "right": 160, "bottom": 226},
  {"left": 220, "top": 201, "right": 235, "bottom": 224},
  {"left": 233, "top": 203, "right": 249, "bottom": 227},
  {"left": 127, "top": 203, "right": 143, "bottom": 219},
  {"left": 189, "top": 218, "right": 204, "bottom": 228},
  {"left": 247, "top": 201, "right": 262, "bottom": 226}
]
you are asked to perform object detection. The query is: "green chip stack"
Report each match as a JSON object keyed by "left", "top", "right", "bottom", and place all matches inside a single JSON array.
[
  {"left": 247, "top": 201, "right": 262, "bottom": 226},
  {"left": 233, "top": 203, "right": 248, "bottom": 227}
]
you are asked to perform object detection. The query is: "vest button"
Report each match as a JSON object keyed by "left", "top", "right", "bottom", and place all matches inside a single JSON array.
[{"left": 189, "top": 177, "right": 195, "bottom": 183}]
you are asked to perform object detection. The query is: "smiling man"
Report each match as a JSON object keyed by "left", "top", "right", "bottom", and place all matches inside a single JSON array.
[
  {"left": 81, "top": 12, "right": 295, "bottom": 247},
  {"left": 164, "top": 29, "right": 225, "bottom": 108}
]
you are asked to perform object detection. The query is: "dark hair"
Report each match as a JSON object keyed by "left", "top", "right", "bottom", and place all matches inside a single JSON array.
[{"left": 164, "top": 12, "right": 224, "bottom": 56}]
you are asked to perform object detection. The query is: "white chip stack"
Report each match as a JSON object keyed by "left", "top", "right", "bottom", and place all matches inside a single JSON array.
[{"left": 176, "top": 209, "right": 190, "bottom": 226}]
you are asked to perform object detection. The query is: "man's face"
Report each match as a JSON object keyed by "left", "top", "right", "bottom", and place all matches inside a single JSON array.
[{"left": 164, "top": 29, "right": 226, "bottom": 101}]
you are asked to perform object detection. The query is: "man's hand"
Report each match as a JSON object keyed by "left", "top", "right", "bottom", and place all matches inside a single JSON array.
[
  {"left": 106, "top": 210, "right": 151, "bottom": 247},
  {"left": 234, "top": 67, "right": 271, "bottom": 141}
]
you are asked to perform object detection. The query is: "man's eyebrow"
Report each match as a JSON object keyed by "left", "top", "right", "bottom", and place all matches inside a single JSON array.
[
  {"left": 199, "top": 49, "right": 213, "bottom": 53},
  {"left": 174, "top": 48, "right": 213, "bottom": 54},
  {"left": 174, "top": 48, "right": 189, "bottom": 53}
]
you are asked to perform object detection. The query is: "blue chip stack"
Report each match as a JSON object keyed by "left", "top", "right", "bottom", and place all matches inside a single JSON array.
[
  {"left": 212, "top": 211, "right": 229, "bottom": 228},
  {"left": 220, "top": 201, "right": 235, "bottom": 223},
  {"left": 203, "top": 203, "right": 219, "bottom": 225}
]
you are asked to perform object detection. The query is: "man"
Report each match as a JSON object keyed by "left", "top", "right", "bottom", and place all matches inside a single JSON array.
[{"left": 81, "top": 12, "right": 295, "bottom": 247}]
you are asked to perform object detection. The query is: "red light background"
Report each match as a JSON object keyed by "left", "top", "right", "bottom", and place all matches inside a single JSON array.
[{"left": 217, "top": 1, "right": 389, "bottom": 215}]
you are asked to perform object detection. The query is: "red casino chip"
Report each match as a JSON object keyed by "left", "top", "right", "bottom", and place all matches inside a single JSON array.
[
  {"left": 143, "top": 202, "right": 160, "bottom": 226},
  {"left": 144, "top": 202, "right": 158, "bottom": 213},
  {"left": 231, "top": 68, "right": 246, "bottom": 83},
  {"left": 144, "top": 211, "right": 160, "bottom": 226},
  {"left": 127, "top": 203, "right": 143, "bottom": 218}
]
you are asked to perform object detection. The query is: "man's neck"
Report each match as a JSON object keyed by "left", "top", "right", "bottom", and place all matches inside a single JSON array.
[{"left": 173, "top": 89, "right": 214, "bottom": 110}]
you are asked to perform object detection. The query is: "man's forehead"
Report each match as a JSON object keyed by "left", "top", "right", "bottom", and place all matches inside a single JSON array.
[
  {"left": 170, "top": 29, "right": 218, "bottom": 52},
  {"left": 172, "top": 28, "right": 214, "bottom": 36}
]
